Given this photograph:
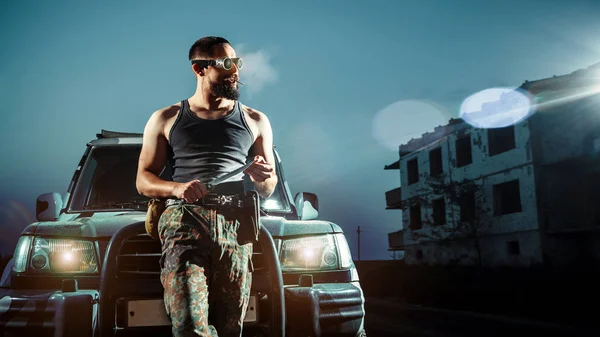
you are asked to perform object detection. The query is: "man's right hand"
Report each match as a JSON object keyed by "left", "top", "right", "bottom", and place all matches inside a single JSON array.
[{"left": 172, "top": 180, "right": 209, "bottom": 203}]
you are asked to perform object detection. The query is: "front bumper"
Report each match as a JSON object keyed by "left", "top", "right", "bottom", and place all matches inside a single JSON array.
[
  {"left": 0, "top": 287, "right": 98, "bottom": 337},
  {"left": 0, "top": 281, "right": 364, "bottom": 337},
  {"left": 284, "top": 281, "right": 365, "bottom": 337}
]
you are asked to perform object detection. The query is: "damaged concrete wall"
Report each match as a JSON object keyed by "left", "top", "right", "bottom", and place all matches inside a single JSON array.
[
  {"left": 532, "top": 93, "right": 600, "bottom": 165},
  {"left": 400, "top": 119, "right": 542, "bottom": 266},
  {"left": 530, "top": 93, "right": 600, "bottom": 266}
]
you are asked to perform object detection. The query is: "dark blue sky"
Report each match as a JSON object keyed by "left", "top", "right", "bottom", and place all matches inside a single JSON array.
[{"left": 1, "top": 0, "right": 599, "bottom": 259}]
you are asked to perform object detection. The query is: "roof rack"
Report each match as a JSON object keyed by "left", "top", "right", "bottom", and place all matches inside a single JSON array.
[{"left": 96, "top": 129, "right": 143, "bottom": 139}]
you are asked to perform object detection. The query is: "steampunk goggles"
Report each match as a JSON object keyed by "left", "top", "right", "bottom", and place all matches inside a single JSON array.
[{"left": 191, "top": 57, "right": 244, "bottom": 71}]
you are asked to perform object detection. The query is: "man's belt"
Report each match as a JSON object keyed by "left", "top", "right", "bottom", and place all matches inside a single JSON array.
[{"left": 165, "top": 194, "right": 245, "bottom": 208}]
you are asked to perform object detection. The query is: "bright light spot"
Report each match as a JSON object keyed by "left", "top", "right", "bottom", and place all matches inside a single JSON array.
[
  {"left": 372, "top": 100, "right": 448, "bottom": 151},
  {"left": 62, "top": 252, "right": 73, "bottom": 262},
  {"left": 460, "top": 87, "right": 534, "bottom": 129},
  {"left": 302, "top": 248, "right": 314, "bottom": 260},
  {"left": 263, "top": 199, "right": 281, "bottom": 209}
]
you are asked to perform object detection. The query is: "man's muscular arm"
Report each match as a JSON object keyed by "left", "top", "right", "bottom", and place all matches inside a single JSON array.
[
  {"left": 245, "top": 108, "right": 278, "bottom": 198},
  {"left": 136, "top": 107, "right": 208, "bottom": 202}
]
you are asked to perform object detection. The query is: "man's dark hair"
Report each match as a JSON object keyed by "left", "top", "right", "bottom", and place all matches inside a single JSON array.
[{"left": 189, "top": 36, "right": 231, "bottom": 60}]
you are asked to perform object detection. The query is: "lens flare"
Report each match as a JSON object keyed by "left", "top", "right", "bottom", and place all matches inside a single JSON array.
[
  {"left": 460, "top": 87, "right": 534, "bottom": 129},
  {"left": 372, "top": 99, "right": 448, "bottom": 150},
  {"left": 531, "top": 85, "right": 600, "bottom": 111},
  {"left": 5, "top": 200, "right": 35, "bottom": 225}
]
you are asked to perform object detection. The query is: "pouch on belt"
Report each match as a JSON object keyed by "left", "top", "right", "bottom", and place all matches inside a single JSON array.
[
  {"left": 145, "top": 198, "right": 166, "bottom": 240},
  {"left": 237, "top": 190, "right": 261, "bottom": 245}
]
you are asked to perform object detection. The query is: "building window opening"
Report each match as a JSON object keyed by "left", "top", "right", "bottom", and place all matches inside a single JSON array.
[
  {"left": 456, "top": 135, "right": 473, "bottom": 167},
  {"left": 429, "top": 147, "right": 443, "bottom": 176},
  {"left": 432, "top": 197, "right": 446, "bottom": 226},
  {"left": 507, "top": 241, "right": 520, "bottom": 255},
  {"left": 410, "top": 203, "right": 422, "bottom": 230},
  {"left": 408, "top": 158, "right": 419, "bottom": 184},
  {"left": 493, "top": 179, "right": 522, "bottom": 215},
  {"left": 488, "top": 126, "right": 516, "bottom": 156},
  {"left": 459, "top": 191, "right": 476, "bottom": 222},
  {"left": 416, "top": 249, "right": 424, "bottom": 260}
]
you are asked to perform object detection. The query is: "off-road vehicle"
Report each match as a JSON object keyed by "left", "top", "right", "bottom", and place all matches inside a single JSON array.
[{"left": 0, "top": 130, "right": 366, "bottom": 337}]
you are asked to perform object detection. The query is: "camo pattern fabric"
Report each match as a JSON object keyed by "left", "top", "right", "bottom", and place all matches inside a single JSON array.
[{"left": 158, "top": 204, "right": 253, "bottom": 337}]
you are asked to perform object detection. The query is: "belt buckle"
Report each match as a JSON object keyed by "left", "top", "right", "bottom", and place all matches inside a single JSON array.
[
  {"left": 218, "top": 195, "right": 228, "bottom": 205},
  {"left": 216, "top": 195, "right": 243, "bottom": 208},
  {"left": 216, "top": 195, "right": 234, "bottom": 206}
]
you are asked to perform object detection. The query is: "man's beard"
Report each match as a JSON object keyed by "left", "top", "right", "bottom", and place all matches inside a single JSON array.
[{"left": 210, "top": 81, "right": 240, "bottom": 100}]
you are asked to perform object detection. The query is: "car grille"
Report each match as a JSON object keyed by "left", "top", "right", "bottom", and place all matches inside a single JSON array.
[
  {"left": 117, "top": 234, "right": 161, "bottom": 277},
  {"left": 116, "top": 234, "right": 267, "bottom": 278}
]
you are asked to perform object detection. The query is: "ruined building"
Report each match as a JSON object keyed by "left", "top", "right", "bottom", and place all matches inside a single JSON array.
[{"left": 385, "top": 62, "right": 600, "bottom": 267}]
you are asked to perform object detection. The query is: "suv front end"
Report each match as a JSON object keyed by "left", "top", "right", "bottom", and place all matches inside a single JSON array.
[{"left": 0, "top": 130, "right": 366, "bottom": 337}]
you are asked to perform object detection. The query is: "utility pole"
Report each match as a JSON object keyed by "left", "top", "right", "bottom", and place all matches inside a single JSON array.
[{"left": 356, "top": 226, "right": 361, "bottom": 263}]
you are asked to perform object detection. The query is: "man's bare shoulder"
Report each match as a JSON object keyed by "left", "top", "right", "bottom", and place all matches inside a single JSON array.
[
  {"left": 153, "top": 102, "right": 182, "bottom": 121},
  {"left": 144, "top": 102, "right": 182, "bottom": 138},
  {"left": 241, "top": 103, "right": 268, "bottom": 123}
]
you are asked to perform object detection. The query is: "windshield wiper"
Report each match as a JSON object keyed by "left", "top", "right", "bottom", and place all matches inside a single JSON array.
[{"left": 85, "top": 200, "right": 149, "bottom": 210}]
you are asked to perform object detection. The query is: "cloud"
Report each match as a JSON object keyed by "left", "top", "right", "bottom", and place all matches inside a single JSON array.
[
  {"left": 234, "top": 44, "right": 278, "bottom": 96},
  {"left": 371, "top": 99, "right": 449, "bottom": 151}
]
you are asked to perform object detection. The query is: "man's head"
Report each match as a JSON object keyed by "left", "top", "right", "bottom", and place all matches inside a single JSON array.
[{"left": 189, "top": 36, "right": 242, "bottom": 100}]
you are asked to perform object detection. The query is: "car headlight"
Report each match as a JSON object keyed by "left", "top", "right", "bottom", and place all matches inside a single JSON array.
[
  {"left": 12, "top": 236, "right": 99, "bottom": 274},
  {"left": 12, "top": 236, "right": 33, "bottom": 273},
  {"left": 279, "top": 233, "right": 354, "bottom": 271}
]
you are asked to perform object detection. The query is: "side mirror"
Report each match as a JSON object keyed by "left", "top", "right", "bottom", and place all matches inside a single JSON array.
[
  {"left": 36, "top": 193, "right": 63, "bottom": 221},
  {"left": 294, "top": 192, "right": 319, "bottom": 220}
]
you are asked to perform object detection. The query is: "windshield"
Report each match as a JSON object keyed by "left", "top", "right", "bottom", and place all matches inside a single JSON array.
[
  {"left": 243, "top": 153, "right": 293, "bottom": 214},
  {"left": 68, "top": 144, "right": 291, "bottom": 213},
  {"left": 69, "top": 145, "right": 149, "bottom": 211}
]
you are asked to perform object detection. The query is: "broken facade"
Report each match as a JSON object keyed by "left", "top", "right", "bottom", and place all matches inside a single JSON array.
[{"left": 385, "top": 63, "right": 600, "bottom": 267}]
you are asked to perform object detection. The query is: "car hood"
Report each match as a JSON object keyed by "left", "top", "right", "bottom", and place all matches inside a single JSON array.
[
  {"left": 23, "top": 212, "right": 148, "bottom": 238},
  {"left": 22, "top": 212, "right": 345, "bottom": 239},
  {"left": 261, "top": 216, "right": 344, "bottom": 237}
]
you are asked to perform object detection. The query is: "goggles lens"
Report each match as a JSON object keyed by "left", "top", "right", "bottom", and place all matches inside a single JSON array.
[
  {"left": 193, "top": 57, "right": 243, "bottom": 70},
  {"left": 221, "top": 57, "right": 243, "bottom": 70},
  {"left": 234, "top": 58, "right": 243, "bottom": 69},
  {"left": 223, "top": 58, "right": 233, "bottom": 69}
]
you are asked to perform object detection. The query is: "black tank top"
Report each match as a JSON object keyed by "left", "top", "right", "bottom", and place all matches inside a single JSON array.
[{"left": 168, "top": 99, "right": 254, "bottom": 190}]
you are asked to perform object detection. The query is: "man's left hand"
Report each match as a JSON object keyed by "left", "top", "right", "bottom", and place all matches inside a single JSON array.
[{"left": 245, "top": 155, "right": 275, "bottom": 182}]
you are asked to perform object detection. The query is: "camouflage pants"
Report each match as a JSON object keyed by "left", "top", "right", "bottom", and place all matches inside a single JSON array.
[{"left": 158, "top": 204, "right": 253, "bottom": 337}]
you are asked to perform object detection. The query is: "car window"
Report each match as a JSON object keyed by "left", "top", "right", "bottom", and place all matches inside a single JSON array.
[
  {"left": 69, "top": 144, "right": 292, "bottom": 213},
  {"left": 69, "top": 145, "right": 148, "bottom": 211}
]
